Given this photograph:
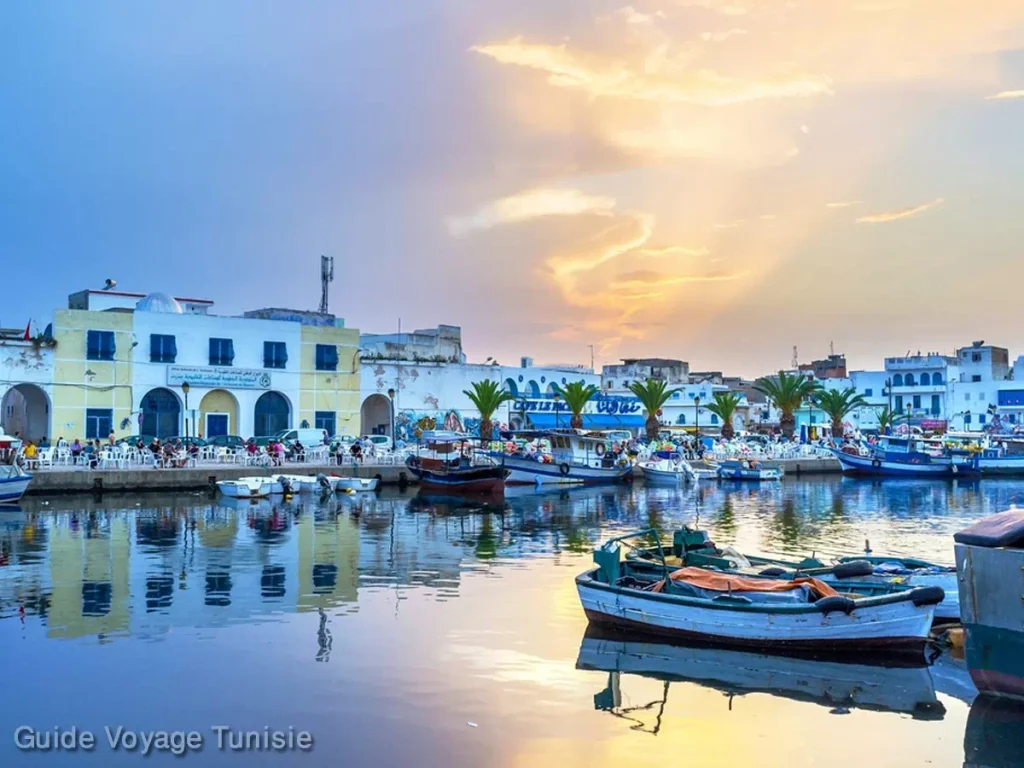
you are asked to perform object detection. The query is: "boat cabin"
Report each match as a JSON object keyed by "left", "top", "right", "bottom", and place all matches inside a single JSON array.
[{"left": 547, "top": 430, "right": 620, "bottom": 469}]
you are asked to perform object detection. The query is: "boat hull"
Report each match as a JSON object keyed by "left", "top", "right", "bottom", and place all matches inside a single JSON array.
[
  {"left": 577, "top": 571, "right": 935, "bottom": 649},
  {"left": 493, "top": 454, "right": 632, "bottom": 485},
  {"left": 642, "top": 467, "right": 690, "bottom": 485},
  {"left": 216, "top": 480, "right": 274, "bottom": 498},
  {"left": 831, "top": 449, "right": 977, "bottom": 478},
  {"left": 0, "top": 475, "right": 32, "bottom": 502},
  {"left": 335, "top": 477, "right": 379, "bottom": 492},
  {"left": 976, "top": 457, "right": 1024, "bottom": 476},
  {"left": 407, "top": 463, "right": 507, "bottom": 493}
]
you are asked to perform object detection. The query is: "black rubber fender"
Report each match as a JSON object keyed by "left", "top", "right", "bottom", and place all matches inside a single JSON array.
[
  {"left": 831, "top": 560, "right": 874, "bottom": 579},
  {"left": 815, "top": 595, "right": 856, "bottom": 615},
  {"left": 559, "top": 463, "right": 571, "bottom": 476},
  {"left": 910, "top": 585, "right": 945, "bottom": 607},
  {"left": 758, "top": 567, "right": 787, "bottom": 577}
]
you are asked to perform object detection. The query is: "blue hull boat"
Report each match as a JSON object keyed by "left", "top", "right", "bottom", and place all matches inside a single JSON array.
[{"left": 830, "top": 448, "right": 979, "bottom": 478}]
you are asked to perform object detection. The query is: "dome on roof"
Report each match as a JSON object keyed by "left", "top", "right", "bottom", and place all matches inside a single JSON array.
[{"left": 136, "top": 292, "right": 183, "bottom": 314}]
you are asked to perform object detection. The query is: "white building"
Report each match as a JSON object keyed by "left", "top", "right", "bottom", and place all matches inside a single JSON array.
[{"left": 360, "top": 325, "right": 466, "bottom": 364}]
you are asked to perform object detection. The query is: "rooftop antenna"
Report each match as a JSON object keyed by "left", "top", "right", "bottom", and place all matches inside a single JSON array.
[
  {"left": 792, "top": 345, "right": 798, "bottom": 368},
  {"left": 830, "top": 340, "right": 834, "bottom": 356},
  {"left": 318, "top": 255, "right": 334, "bottom": 314}
]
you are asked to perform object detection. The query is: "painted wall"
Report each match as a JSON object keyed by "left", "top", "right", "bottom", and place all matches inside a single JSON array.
[
  {"left": 0, "top": 339, "right": 54, "bottom": 440},
  {"left": 299, "top": 325, "right": 360, "bottom": 437},
  {"left": 51, "top": 309, "right": 134, "bottom": 441}
]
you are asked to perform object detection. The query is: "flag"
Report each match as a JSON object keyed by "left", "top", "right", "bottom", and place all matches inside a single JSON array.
[{"left": 22, "top": 320, "right": 31, "bottom": 341}]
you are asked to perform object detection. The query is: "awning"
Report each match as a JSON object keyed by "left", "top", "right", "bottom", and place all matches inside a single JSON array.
[{"left": 525, "top": 413, "right": 645, "bottom": 429}]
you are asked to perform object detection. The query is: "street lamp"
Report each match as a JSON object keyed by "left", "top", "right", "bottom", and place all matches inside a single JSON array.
[
  {"left": 553, "top": 392, "right": 561, "bottom": 430},
  {"left": 694, "top": 396, "right": 701, "bottom": 441},
  {"left": 181, "top": 381, "right": 190, "bottom": 441},
  {"left": 387, "top": 388, "right": 396, "bottom": 448}
]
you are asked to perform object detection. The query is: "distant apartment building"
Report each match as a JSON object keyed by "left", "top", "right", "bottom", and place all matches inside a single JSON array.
[
  {"left": 601, "top": 358, "right": 690, "bottom": 391},
  {"left": 799, "top": 353, "right": 847, "bottom": 379},
  {"left": 360, "top": 325, "right": 466, "bottom": 363}
]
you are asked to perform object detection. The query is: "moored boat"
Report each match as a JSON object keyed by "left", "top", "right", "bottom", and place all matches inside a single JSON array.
[
  {"left": 335, "top": 476, "right": 379, "bottom": 492},
  {"left": 0, "top": 464, "right": 32, "bottom": 503},
  {"left": 641, "top": 452, "right": 697, "bottom": 485},
  {"left": 716, "top": 459, "right": 783, "bottom": 481},
  {"left": 406, "top": 432, "right": 508, "bottom": 493},
  {"left": 577, "top": 530, "right": 943, "bottom": 649},
  {"left": 488, "top": 430, "right": 632, "bottom": 485},
  {"left": 216, "top": 477, "right": 276, "bottom": 498},
  {"left": 831, "top": 436, "right": 979, "bottom": 478},
  {"left": 275, "top": 474, "right": 336, "bottom": 494}
]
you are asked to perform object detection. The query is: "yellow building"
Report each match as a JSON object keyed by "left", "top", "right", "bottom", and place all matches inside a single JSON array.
[{"left": 299, "top": 325, "right": 361, "bottom": 437}]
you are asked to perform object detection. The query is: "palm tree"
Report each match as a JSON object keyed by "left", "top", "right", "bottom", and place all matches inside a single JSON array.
[
  {"left": 753, "top": 370, "right": 821, "bottom": 440},
  {"left": 706, "top": 391, "right": 742, "bottom": 439},
  {"left": 814, "top": 387, "right": 868, "bottom": 438},
  {"left": 629, "top": 379, "right": 683, "bottom": 440},
  {"left": 551, "top": 381, "right": 599, "bottom": 429},
  {"left": 875, "top": 406, "right": 899, "bottom": 435},
  {"left": 463, "top": 380, "right": 515, "bottom": 440}
]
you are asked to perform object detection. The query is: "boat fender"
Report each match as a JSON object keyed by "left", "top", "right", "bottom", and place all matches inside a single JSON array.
[
  {"left": 871, "top": 459, "right": 881, "bottom": 469},
  {"left": 595, "top": 444, "right": 606, "bottom": 457},
  {"left": 815, "top": 596, "right": 856, "bottom": 615},
  {"left": 909, "top": 585, "right": 945, "bottom": 607},
  {"left": 758, "top": 567, "right": 787, "bottom": 577},
  {"left": 951, "top": 465, "right": 958, "bottom": 474},
  {"left": 559, "top": 462, "right": 571, "bottom": 476},
  {"left": 830, "top": 560, "right": 874, "bottom": 579}
]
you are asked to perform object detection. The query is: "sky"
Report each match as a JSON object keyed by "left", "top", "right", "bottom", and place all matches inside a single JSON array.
[{"left": 2, "top": 0, "right": 1024, "bottom": 377}]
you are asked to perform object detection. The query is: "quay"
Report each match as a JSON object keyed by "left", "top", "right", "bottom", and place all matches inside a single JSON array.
[{"left": 22, "top": 454, "right": 842, "bottom": 496}]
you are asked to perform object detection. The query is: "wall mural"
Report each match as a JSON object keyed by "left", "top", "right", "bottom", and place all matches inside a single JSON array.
[{"left": 393, "top": 410, "right": 502, "bottom": 441}]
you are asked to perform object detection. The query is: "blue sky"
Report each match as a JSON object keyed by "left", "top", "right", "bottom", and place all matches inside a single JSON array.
[{"left": 3, "top": 1, "right": 1024, "bottom": 376}]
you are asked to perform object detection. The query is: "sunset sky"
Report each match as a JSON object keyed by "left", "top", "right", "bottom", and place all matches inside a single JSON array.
[{"left": 3, "top": 1, "right": 1024, "bottom": 376}]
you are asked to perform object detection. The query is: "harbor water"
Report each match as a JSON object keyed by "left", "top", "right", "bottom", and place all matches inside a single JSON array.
[{"left": 1, "top": 478, "right": 1024, "bottom": 766}]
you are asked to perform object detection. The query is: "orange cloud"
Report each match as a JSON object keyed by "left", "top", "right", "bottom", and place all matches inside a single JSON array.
[
  {"left": 446, "top": 188, "right": 616, "bottom": 236},
  {"left": 856, "top": 198, "right": 945, "bottom": 224},
  {"left": 826, "top": 201, "right": 862, "bottom": 208},
  {"left": 636, "top": 245, "right": 711, "bottom": 258}
]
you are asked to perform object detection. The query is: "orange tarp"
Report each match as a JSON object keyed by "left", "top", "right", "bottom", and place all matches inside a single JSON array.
[{"left": 653, "top": 567, "right": 838, "bottom": 598}]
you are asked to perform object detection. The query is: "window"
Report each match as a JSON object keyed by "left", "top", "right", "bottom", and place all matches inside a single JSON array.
[
  {"left": 209, "top": 338, "right": 234, "bottom": 366},
  {"left": 710, "top": 414, "right": 719, "bottom": 425},
  {"left": 264, "top": 341, "right": 288, "bottom": 369},
  {"left": 931, "top": 395, "right": 941, "bottom": 416},
  {"left": 980, "top": 414, "right": 986, "bottom": 425},
  {"left": 894, "top": 395, "right": 903, "bottom": 411},
  {"left": 913, "top": 395, "right": 921, "bottom": 409},
  {"left": 920, "top": 373, "right": 930, "bottom": 386},
  {"left": 965, "top": 392, "right": 970, "bottom": 401},
  {"left": 965, "top": 414, "right": 972, "bottom": 424},
  {"left": 1010, "top": 414, "right": 1018, "bottom": 424},
  {"left": 86, "top": 408, "right": 113, "bottom": 439},
  {"left": 864, "top": 388, "right": 873, "bottom": 397},
  {"left": 980, "top": 392, "right": 986, "bottom": 400},
  {"left": 314, "top": 411, "right": 336, "bottom": 436},
  {"left": 315, "top": 344, "right": 338, "bottom": 371},
  {"left": 86, "top": 330, "right": 115, "bottom": 361},
  {"left": 972, "top": 352, "right": 982, "bottom": 362},
  {"left": 972, "top": 375, "right": 982, "bottom": 383},
  {"left": 150, "top": 334, "right": 177, "bottom": 364},
  {"left": 892, "top": 374, "right": 904, "bottom": 387},
  {"left": 905, "top": 374, "right": 916, "bottom": 386},
  {"left": 933, "top": 372, "right": 943, "bottom": 385}
]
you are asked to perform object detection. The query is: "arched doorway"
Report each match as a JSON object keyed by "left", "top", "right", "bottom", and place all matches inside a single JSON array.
[
  {"left": 360, "top": 394, "right": 392, "bottom": 437},
  {"left": 141, "top": 388, "right": 181, "bottom": 439},
  {"left": 199, "top": 389, "right": 239, "bottom": 438},
  {"left": 0, "top": 384, "right": 50, "bottom": 442},
  {"left": 254, "top": 392, "right": 290, "bottom": 437}
]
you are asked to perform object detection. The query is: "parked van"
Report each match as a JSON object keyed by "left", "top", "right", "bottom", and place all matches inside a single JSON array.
[{"left": 275, "top": 428, "right": 330, "bottom": 449}]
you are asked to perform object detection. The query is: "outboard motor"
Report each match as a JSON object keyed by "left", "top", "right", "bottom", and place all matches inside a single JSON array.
[
  {"left": 278, "top": 477, "right": 293, "bottom": 495},
  {"left": 316, "top": 474, "right": 332, "bottom": 493}
]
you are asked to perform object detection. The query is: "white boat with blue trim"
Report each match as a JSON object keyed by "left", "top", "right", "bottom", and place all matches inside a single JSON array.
[
  {"left": 0, "top": 464, "right": 32, "bottom": 503},
  {"left": 640, "top": 452, "right": 697, "bottom": 485},
  {"left": 489, "top": 431, "right": 632, "bottom": 485},
  {"left": 831, "top": 436, "right": 979, "bottom": 478}
]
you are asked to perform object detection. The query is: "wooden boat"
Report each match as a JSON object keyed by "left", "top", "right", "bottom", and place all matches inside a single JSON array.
[
  {"left": 831, "top": 436, "right": 980, "bottom": 478},
  {"left": 647, "top": 527, "right": 960, "bottom": 622},
  {"left": 216, "top": 477, "right": 276, "bottom": 498},
  {"left": 577, "top": 530, "right": 943, "bottom": 649},
  {"left": 641, "top": 452, "right": 696, "bottom": 485},
  {"left": 488, "top": 430, "right": 632, "bottom": 485},
  {"left": 406, "top": 432, "right": 508, "bottom": 493},
  {"left": 716, "top": 459, "right": 783, "bottom": 481},
  {"left": 0, "top": 464, "right": 32, "bottom": 503},
  {"left": 577, "top": 628, "right": 944, "bottom": 718}
]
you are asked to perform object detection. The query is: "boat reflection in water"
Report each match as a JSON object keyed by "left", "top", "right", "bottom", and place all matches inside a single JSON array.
[
  {"left": 576, "top": 626, "right": 947, "bottom": 726},
  {"left": 964, "top": 695, "right": 1024, "bottom": 768}
]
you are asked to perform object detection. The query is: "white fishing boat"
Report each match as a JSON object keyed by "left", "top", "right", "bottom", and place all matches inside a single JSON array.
[
  {"left": 578, "top": 530, "right": 943, "bottom": 649},
  {"left": 641, "top": 453, "right": 697, "bottom": 485},
  {"left": 488, "top": 431, "right": 632, "bottom": 485},
  {"left": 716, "top": 459, "right": 783, "bottom": 481},
  {"left": 275, "top": 474, "right": 336, "bottom": 493},
  {"left": 0, "top": 464, "right": 32, "bottom": 503},
  {"left": 335, "top": 476, "right": 379, "bottom": 492},
  {"left": 216, "top": 477, "right": 276, "bottom": 498}
]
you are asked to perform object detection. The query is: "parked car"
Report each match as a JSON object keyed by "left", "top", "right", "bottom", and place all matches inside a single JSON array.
[
  {"left": 361, "top": 434, "right": 392, "bottom": 451},
  {"left": 125, "top": 435, "right": 156, "bottom": 448},
  {"left": 275, "top": 428, "right": 330, "bottom": 449},
  {"left": 208, "top": 435, "right": 246, "bottom": 449}
]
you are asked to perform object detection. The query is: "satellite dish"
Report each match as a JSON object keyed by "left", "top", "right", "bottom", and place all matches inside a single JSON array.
[{"left": 104, "top": 278, "right": 117, "bottom": 290}]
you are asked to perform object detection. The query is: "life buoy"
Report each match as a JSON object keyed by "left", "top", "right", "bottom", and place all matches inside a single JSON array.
[
  {"left": 871, "top": 459, "right": 881, "bottom": 469},
  {"left": 595, "top": 444, "right": 606, "bottom": 457},
  {"left": 559, "top": 462, "right": 571, "bottom": 476}
]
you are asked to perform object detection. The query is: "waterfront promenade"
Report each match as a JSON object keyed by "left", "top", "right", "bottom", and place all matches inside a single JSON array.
[{"left": 20, "top": 454, "right": 841, "bottom": 495}]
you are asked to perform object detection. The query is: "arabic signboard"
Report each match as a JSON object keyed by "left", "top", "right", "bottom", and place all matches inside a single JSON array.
[
  {"left": 512, "top": 395, "right": 643, "bottom": 415},
  {"left": 166, "top": 366, "right": 272, "bottom": 390}
]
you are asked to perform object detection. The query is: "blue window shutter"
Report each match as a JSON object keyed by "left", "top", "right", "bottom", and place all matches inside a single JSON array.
[
  {"left": 209, "top": 338, "right": 217, "bottom": 363},
  {"left": 87, "top": 331, "right": 99, "bottom": 359},
  {"left": 226, "top": 339, "right": 234, "bottom": 364},
  {"left": 315, "top": 345, "right": 324, "bottom": 369},
  {"left": 326, "top": 345, "right": 338, "bottom": 369},
  {"left": 150, "top": 334, "right": 160, "bottom": 361},
  {"left": 280, "top": 343, "right": 288, "bottom": 366},
  {"left": 263, "top": 341, "right": 273, "bottom": 368},
  {"left": 167, "top": 335, "right": 177, "bottom": 362}
]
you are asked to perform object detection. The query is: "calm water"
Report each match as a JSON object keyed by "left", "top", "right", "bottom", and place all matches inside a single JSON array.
[{"left": 1, "top": 478, "right": 1024, "bottom": 767}]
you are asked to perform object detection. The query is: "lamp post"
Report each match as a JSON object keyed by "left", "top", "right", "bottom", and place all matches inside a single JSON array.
[
  {"left": 387, "top": 388, "right": 396, "bottom": 449},
  {"left": 694, "top": 396, "right": 701, "bottom": 441},
  {"left": 181, "top": 382, "right": 190, "bottom": 441},
  {"left": 553, "top": 393, "right": 561, "bottom": 430}
]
